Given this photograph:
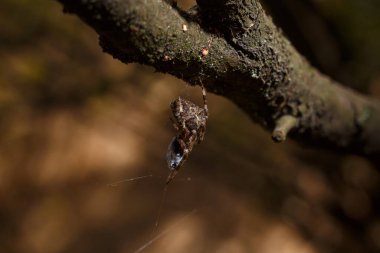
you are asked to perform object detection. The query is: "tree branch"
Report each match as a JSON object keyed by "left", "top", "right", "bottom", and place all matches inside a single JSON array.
[{"left": 56, "top": 0, "right": 380, "bottom": 159}]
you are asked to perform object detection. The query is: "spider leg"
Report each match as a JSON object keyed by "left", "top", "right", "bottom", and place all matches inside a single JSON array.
[
  {"left": 178, "top": 138, "right": 188, "bottom": 153},
  {"left": 179, "top": 97, "right": 183, "bottom": 113},
  {"left": 166, "top": 170, "right": 178, "bottom": 184},
  {"left": 197, "top": 126, "right": 206, "bottom": 143},
  {"left": 186, "top": 132, "right": 198, "bottom": 152},
  {"left": 170, "top": 117, "right": 179, "bottom": 131},
  {"left": 179, "top": 125, "right": 191, "bottom": 140},
  {"left": 201, "top": 83, "right": 208, "bottom": 116}
]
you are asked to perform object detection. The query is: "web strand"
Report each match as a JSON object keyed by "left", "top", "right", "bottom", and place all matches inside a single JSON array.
[
  {"left": 133, "top": 209, "right": 198, "bottom": 253},
  {"left": 106, "top": 174, "right": 153, "bottom": 187},
  {"left": 153, "top": 184, "right": 169, "bottom": 233}
]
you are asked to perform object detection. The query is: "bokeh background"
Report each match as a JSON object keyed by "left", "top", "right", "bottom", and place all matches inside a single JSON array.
[{"left": 1, "top": 0, "right": 380, "bottom": 253}]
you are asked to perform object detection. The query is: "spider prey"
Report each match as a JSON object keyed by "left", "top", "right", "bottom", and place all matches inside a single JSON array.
[{"left": 166, "top": 85, "right": 208, "bottom": 184}]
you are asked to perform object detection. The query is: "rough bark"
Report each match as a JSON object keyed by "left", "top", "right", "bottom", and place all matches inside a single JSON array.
[{"left": 56, "top": 0, "right": 380, "bottom": 160}]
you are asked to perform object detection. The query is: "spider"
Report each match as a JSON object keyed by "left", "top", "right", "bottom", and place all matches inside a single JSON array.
[{"left": 166, "top": 85, "right": 208, "bottom": 184}]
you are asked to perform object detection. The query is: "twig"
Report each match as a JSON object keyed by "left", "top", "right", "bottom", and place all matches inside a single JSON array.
[{"left": 272, "top": 115, "right": 298, "bottom": 142}]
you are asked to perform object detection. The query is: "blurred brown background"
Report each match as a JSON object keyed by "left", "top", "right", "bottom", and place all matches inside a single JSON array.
[{"left": 1, "top": 0, "right": 380, "bottom": 253}]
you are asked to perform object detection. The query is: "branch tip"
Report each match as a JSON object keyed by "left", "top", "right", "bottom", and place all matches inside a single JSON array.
[{"left": 272, "top": 115, "right": 298, "bottom": 143}]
